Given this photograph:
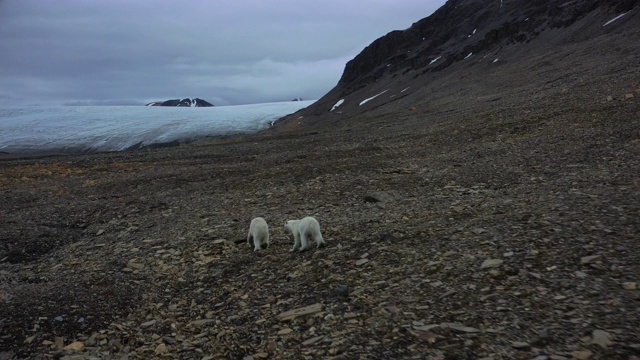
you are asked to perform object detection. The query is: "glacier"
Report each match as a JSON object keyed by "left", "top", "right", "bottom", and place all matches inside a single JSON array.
[{"left": 0, "top": 101, "right": 314, "bottom": 155}]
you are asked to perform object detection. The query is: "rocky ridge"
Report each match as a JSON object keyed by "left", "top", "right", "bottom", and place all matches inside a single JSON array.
[{"left": 274, "top": 0, "right": 640, "bottom": 127}]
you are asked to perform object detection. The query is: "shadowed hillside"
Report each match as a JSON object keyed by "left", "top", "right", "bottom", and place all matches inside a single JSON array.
[{"left": 274, "top": 0, "right": 639, "bottom": 130}]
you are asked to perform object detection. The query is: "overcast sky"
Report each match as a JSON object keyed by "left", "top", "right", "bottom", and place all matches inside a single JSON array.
[{"left": 0, "top": 0, "right": 446, "bottom": 106}]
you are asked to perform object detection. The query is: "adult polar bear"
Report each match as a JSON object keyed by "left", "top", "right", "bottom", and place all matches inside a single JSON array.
[
  {"left": 247, "top": 217, "right": 270, "bottom": 251},
  {"left": 285, "top": 216, "right": 325, "bottom": 252}
]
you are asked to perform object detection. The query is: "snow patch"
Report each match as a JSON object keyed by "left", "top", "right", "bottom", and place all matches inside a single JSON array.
[
  {"left": 493, "top": 58, "right": 499, "bottom": 63},
  {"left": 603, "top": 12, "right": 627, "bottom": 26},
  {"left": 464, "top": 52, "right": 473, "bottom": 59},
  {"left": 429, "top": 56, "right": 442, "bottom": 65},
  {"left": 401, "top": 87, "right": 410, "bottom": 93},
  {"left": 359, "top": 90, "right": 389, "bottom": 106},
  {"left": 331, "top": 99, "right": 345, "bottom": 111}
]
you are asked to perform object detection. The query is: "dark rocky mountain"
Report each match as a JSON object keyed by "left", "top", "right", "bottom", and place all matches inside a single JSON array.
[
  {"left": 145, "top": 98, "right": 214, "bottom": 107},
  {"left": 273, "top": 0, "right": 639, "bottom": 130}
]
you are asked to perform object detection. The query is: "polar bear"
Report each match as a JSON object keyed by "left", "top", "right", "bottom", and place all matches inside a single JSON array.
[
  {"left": 247, "top": 217, "right": 270, "bottom": 251},
  {"left": 285, "top": 216, "right": 325, "bottom": 252}
]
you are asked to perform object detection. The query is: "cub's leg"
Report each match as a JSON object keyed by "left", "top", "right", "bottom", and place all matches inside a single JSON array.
[
  {"left": 253, "top": 237, "right": 262, "bottom": 252},
  {"left": 253, "top": 228, "right": 269, "bottom": 252},
  {"left": 299, "top": 231, "right": 309, "bottom": 251},
  {"left": 290, "top": 233, "right": 301, "bottom": 252},
  {"left": 264, "top": 232, "right": 270, "bottom": 249},
  {"left": 314, "top": 232, "right": 326, "bottom": 248}
]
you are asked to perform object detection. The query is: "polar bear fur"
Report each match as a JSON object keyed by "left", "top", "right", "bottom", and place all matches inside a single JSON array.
[
  {"left": 285, "top": 216, "right": 325, "bottom": 252},
  {"left": 247, "top": 217, "right": 270, "bottom": 251}
]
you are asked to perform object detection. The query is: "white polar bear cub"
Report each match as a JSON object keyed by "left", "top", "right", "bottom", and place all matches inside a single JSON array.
[
  {"left": 285, "top": 216, "right": 325, "bottom": 252},
  {"left": 247, "top": 217, "right": 270, "bottom": 251}
]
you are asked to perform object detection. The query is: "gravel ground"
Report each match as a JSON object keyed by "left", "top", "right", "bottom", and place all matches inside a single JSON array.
[{"left": 1, "top": 31, "right": 640, "bottom": 360}]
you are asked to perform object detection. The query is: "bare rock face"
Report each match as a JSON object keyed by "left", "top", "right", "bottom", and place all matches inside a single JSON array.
[
  {"left": 339, "top": 0, "right": 637, "bottom": 89},
  {"left": 273, "top": 0, "right": 639, "bottom": 127},
  {"left": 146, "top": 98, "right": 214, "bottom": 107}
]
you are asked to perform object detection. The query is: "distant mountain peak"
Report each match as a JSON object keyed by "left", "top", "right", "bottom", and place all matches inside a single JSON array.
[{"left": 146, "top": 98, "right": 214, "bottom": 107}]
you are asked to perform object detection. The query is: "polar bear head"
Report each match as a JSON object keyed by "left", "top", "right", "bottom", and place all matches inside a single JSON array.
[{"left": 284, "top": 220, "right": 299, "bottom": 234}]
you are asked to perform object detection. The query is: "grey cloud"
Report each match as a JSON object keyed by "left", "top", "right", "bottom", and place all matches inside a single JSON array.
[{"left": 0, "top": 0, "right": 445, "bottom": 106}]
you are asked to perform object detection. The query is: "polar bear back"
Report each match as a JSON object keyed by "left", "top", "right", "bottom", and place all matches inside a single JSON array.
[
  {"left": 285, "top": 216, "right": 325, "bottom": 251},
  {"left": 297, "top": 216, "right": 320, "bottom": 235},
  {"left": 249, "top": 217, "right": 269, "bottom": 236}
]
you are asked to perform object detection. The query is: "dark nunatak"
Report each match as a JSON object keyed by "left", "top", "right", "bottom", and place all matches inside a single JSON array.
[{"left": 145, "top": 98, "right": 214, "bottom": 107}]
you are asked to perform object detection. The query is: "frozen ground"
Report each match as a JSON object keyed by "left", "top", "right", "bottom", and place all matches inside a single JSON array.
[{"left": 0, "top": 101, "right": 314, "bottom": 154}]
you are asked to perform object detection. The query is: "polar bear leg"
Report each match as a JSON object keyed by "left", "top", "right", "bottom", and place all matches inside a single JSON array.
[
  {"left": 299, "top": 232, "right": 309, "bottom": 251},
  {"left": 290, "top": 233, "right": 301, "bottom": 252},
  {"left": 254, "top": 236, "right": 262, "bottom": 251},
  {"left": 286, "top": 220, "right": 300, "bottom": 252},
  {"left": 314, "top": 232, "right": 325, "bottom": 248}
]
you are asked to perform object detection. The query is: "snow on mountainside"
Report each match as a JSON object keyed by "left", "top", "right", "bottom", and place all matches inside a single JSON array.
[
  {"left": 272, "top": 0, "right": 640, "bottom": 130},
  {"left": 146, "top": 98, "right": 214, "bottom": 107}
]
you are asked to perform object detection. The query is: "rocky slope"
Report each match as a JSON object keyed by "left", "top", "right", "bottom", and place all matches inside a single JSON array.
[
  {"left": 1, "top": 0, "right": 639, "bottom": 359},
  {"left": 274, "top": 0, "right": 640, "bottom": 129}
]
